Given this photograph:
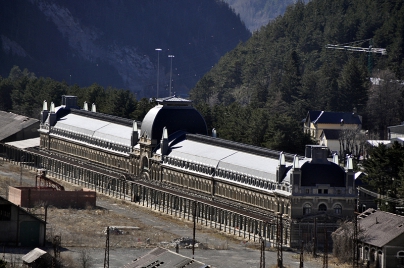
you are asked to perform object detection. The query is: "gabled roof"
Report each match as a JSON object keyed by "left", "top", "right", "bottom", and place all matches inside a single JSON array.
[
  {"left": 306, "top": 111, "right": 362, "bottom": 125},
  {"left": 320, "top": 129, "right": 340, "bottom": 140},
  {"left": 358, "top": 209, "right": 404, "bottom": 247},
  {"left": 0, "top": 196, "right": 45, "bottom": 223},
  {"left": 0, "top": 111, "right": 39, "bottom": 141},
  {"left": 123, "top": 247, "right": 209, "bottom": 268},
  {"left": 22, "top": 248, "right": 49, "bottom": 264}
]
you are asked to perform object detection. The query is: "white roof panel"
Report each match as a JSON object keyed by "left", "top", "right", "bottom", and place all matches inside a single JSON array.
[
  {"left": 5, "top": 137, "right": 40, "bottom": 149},
  {"left": 168, "top": 139, "right": 292, "bottom": 181},
  {"left": 54, "top": 113, "right": 132, "bottom": 145}
]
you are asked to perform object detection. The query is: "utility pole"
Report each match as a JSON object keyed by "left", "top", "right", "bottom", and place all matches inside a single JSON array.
[
  {"left": 192, "top": 201, "right": 197, "bottom": 259},
  {"left": 20, "top": 155, "right": 24, "bottom": 186},
  {"left": 313, "top": 218, "right": 317, "bottom": 258},
  {"left": 104, "top": 226, "right": 109, "bottom": 268},
  {"left": 300, "top": 240, "right": 304, "bottom": 268},
  {"left": 323, "top": 229, "right": 328, "bottom": 268},
  {"left": 277, "top": 213, "right": 283, "bottom": 268},
  {"left": 260, "top": 235, "right": 265, "bottom": 268},
  {"left": 353, "top": 214, "right": 359, "bottom": 268}
]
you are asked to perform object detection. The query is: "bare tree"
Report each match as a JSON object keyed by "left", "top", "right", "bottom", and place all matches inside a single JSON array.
[
  {"left": 339, "top": 126, "right": 366, "bottom": 161},
  {"left": 78, "top": 249, "right": 94, "bottom": 268}
]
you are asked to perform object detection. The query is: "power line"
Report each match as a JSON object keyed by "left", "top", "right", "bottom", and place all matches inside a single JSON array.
[{"left": 358, "top": 186, "right": 404, "bottom": 204}]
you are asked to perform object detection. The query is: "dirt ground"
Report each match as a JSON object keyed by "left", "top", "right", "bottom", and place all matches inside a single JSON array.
[{"left": 0, "top": 160, "right": 348, "bottom": 268}]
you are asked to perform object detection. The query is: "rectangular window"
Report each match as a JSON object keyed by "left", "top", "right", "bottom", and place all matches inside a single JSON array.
[
  {"left": 324, "top": 189, "right": 328, "bottom": 194},
  {"left": 0, "top": 205, "right": 12, "bottom": 221},
  {"left": 305, "top": 189, "right": 310, "bottom": 194},
  {"left": 318, "top": 189, "right": 322, "bottom": 194}
]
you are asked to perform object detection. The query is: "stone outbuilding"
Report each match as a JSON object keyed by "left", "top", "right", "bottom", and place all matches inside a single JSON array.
[{"left": 0, "top": 196, "right": 46, "bottom": 247}]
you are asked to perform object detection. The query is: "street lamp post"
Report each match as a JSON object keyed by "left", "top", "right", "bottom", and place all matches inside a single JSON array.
[
  {"left": 155, "top": 48, "right": 162, "bottom": 98},
  {"left": 168, "top": 55, "right": 175, "bottom": 97}
]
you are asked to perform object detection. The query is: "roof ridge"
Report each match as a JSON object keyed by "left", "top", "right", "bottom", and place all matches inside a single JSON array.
[
  {"left": 186, "top": 134, "right": 296, "bottom": 161},
  {"left": 70, "top": 108, "right": 139, "bottom": 127}
]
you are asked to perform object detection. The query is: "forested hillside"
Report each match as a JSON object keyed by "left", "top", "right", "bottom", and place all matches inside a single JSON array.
[
  {"left": 0, "top": 0, "right": 250, "bottom": 98},
  {"left": 191, "top": 0, "right": 404, "bottom": 150},
  {"left": 224, "top": 0, "right": 310, "bottom": 32},
  {"left": 0, "top": 66, "right": 155, "bottom": 123}
]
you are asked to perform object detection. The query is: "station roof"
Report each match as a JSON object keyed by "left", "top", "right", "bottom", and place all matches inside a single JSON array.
[{"left": 53, "top": 113, "right": 134, "bottom": 145}]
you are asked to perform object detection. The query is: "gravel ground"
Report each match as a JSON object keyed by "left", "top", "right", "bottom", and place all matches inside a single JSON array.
[{"left": 0, "top": 160, "right": 333, "bottom": 268}]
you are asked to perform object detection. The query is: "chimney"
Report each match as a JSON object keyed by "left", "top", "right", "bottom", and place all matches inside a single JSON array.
[
  {"left": 291, "top": 155, "right": 301, "bottom": 189},
  {"left": 310, "top": 146, "right": 328, "bottom": 164},
  {"left": 40, "top": 100, "right": 49, "bottom": 124},
  {"left": 160, "top": 127, "right": 169, "bottom": 156},
  {"left": 333, "top": 154, "right": 339, "bottom": 165},
  {"left": 131, "top": 121, "right": 139, "bottom": 147},
  {"left": 212, "top": 128, "right": 217, "bottom": 138},
  {"left": 83, "top": 101, "right": 88, "bottom": 111},
  {"left": 91, "top": 103, "right": 96, "bottom": 112},
  {"left": 276, "top": 152, "right": 286, "bottom": 183},
  {"left": 345, "top": 156, "right": 355, "bottom": 189},
  {"left": 48, "top": 102, "right": 57, "bottom": 126}
]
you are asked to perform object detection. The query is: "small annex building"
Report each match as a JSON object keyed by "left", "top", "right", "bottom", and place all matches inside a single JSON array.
[
  {"left": 334, "top": 209, "right": 404, "bottom": 268},
  {"left": 0, "top": 110, "right": 39, "bottom": 143},
  {"left": 22, "top": 248, "right": 54, "bottom": 267},
  {"left": 0, "top": 196, "right": 45, "bottom": 247}
]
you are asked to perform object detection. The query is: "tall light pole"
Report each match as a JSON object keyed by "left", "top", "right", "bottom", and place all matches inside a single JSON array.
[
  {"left": 168, "top": 55, "right": 175, "bottom": 97},
  {"left": 155, "top": 48, "right": 162, "bottom": 98}
]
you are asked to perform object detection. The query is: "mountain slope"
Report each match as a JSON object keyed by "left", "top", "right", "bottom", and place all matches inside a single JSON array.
[
  {"left": 0, "top": 0, "right": 251, "bottom": 98},
  {"left": 224, "top": 0, "right": 310, "bottom": 32}
]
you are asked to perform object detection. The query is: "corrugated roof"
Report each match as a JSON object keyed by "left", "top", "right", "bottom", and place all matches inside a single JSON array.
[
  {"left": 123, "top": 247, "right": 209, "bottom": 268},
  {"left": 22, "top": 248, "right": 48, "bottom": 263},
  {"left": 0, "top": 111, "right": 39, "bottom": 141},
  {"left": 53, "top": 113, "right": 132, "bottom": 145},
  {"left": 165, "top": 138, "right": 290, "bottom": 182},
  {"left": 5, "top": 137, "right": 40, "bottom": 149},
  {"left": 358, "top": 209, "right": 404, "bottom": 247}
]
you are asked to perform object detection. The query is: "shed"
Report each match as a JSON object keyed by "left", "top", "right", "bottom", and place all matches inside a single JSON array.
[{"left": 0, "top": 196, "right": 46, "bottom": 247}]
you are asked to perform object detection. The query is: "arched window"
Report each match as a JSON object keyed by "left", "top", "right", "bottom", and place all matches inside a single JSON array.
[
  {"left": 303, "top": 203, "right": 311, "bottom": 215},
  {"left": 318, "top": 204, "right": 327, "bottom": 212},
  {"left": 397, "top": 251, "right": 404, "bottom": 265},
  {"left": 334, "top": 204, "right": 342, "bottom": 215},
  {"left": 364, "top": 247, "right": 369, "bottom": 260}
]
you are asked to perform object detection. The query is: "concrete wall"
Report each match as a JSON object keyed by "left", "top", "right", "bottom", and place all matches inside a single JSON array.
[{"left": 8, "top": 186, "right": 96, "bottom": 208}]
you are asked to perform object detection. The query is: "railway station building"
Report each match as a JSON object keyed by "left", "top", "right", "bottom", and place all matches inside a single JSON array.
[{"left": 3, "top": 95, "right": 357, "bottom": 248}]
